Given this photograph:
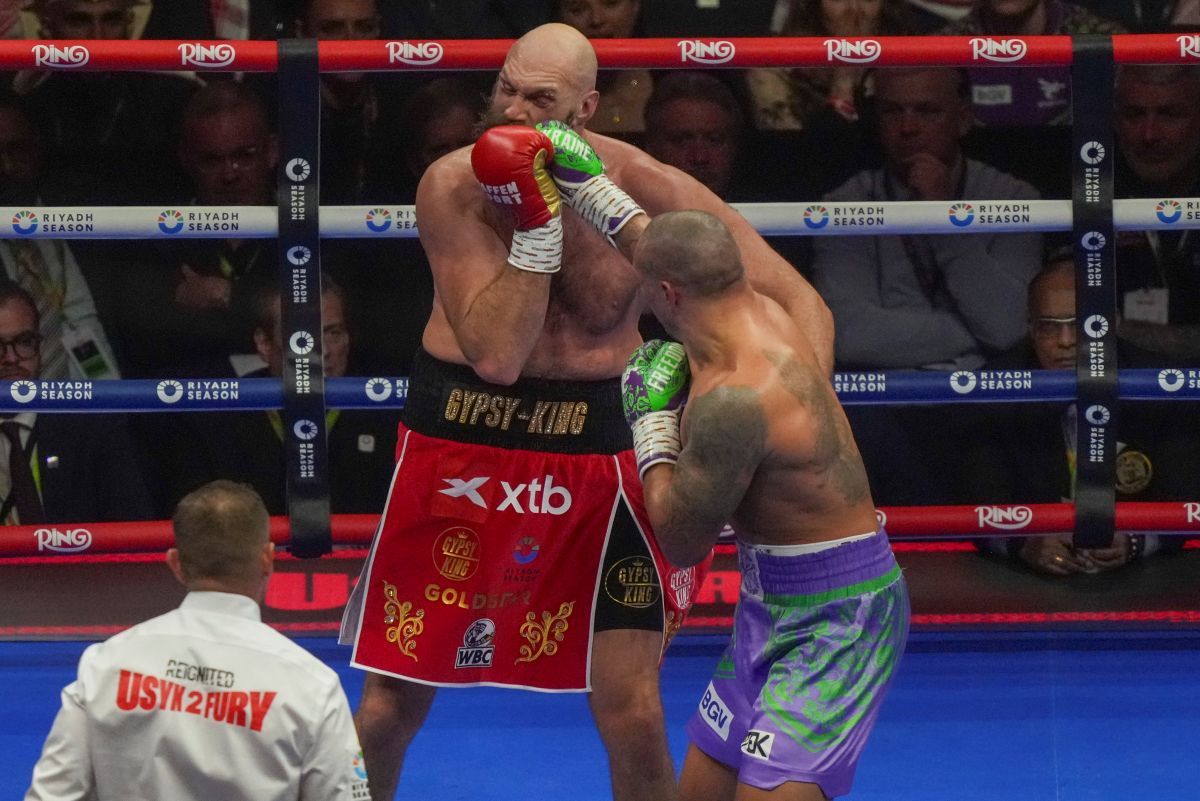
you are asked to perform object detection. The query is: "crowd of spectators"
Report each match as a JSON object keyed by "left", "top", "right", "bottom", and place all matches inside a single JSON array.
[{"left": 1, "top": 0, "right": 1198, "bottom": 534}]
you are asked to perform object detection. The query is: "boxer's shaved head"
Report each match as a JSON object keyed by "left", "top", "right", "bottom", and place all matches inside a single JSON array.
[
  {"left": 510, "top": 23, "right": 598, "bottom": 94},
  {"left": 484, "top": 23, "right": 600, "bottom": 131},
  {"left": 636, "top": 210, "right": 744, "bottom": 297}
]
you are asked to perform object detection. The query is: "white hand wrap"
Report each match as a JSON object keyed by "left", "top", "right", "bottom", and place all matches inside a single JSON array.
[
  {"left": 631, "top": 409, "right": 681, "bottom": 479},
  {"left": 567, "top": 175, "right": 646, "bottom": 242},
  {"left": 508, "top": 217, "right": 563, "bottom": 273}
]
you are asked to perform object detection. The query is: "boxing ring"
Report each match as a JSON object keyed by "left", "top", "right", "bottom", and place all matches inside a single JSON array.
[{"left": 2, "top": 32, "right": 1199, "bottom": 800}]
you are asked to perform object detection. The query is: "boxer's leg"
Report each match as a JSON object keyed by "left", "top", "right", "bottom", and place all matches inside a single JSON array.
[
  {"left": 354, "top": 672, "right": 436, "bottom": 801},
  {"left": 590, "top": 627, "right": 678, "bottom": 801}
]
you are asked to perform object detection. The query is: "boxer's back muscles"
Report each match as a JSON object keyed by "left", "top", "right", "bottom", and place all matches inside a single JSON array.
[{"left": 680, "top": 296, "right": 877, "bottom": 549}]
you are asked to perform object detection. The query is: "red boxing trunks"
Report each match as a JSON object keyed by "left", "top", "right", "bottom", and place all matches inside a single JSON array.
[{"left": 342, "top": 349, "right": 703, "bottom": 692}]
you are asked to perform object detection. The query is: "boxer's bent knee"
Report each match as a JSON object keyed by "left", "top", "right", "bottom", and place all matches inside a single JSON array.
[{"left": 357, "top": 673, "right": 436, "bottom": 737}]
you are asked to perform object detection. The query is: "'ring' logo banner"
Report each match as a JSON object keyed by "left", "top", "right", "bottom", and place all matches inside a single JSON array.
[{"left": 677, "top": 40, "right": 736, "bottom": 64}]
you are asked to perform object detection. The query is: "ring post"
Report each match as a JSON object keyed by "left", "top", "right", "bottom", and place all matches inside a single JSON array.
[
  {"left": 1070, "top": 34, "right": 1118, "bottom": 549},
  {"left": 276, "top": 38, "right": 331, "bottom": 558}
]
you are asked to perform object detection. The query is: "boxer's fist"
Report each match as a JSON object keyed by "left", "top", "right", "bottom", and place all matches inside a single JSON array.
[
  {"left": 472, "top": 125, "right": 563, "bottom": 273},
  {"left": 536, "top": 120, "right": 645, "bottom": 241},
  {"left": 622, "top": 340, "right": 690, "bottom": 477},
  {"left": 472, "top": 125, "right": 560, "bottom": 230},
  {"left": 536, "top": 119, "right": 604, "bottom": 200}
]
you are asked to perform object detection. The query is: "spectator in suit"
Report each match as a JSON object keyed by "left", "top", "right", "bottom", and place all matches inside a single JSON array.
[
  {"left": 0, "top": 97, "right": 120, "bottom": 380},
  {"left": 958, "top": 248, "right": 1194, "bottom": 574},
  {"left": 1113, "top": 64, "right": 1200, "bottom": 367},
  {"left": 642, "top": 70, "right": 813, "bottom": 280},
  {"left": 113, "top": 81, "right": 279, "bottom": 379},
  {"left": 810, "top": 67, "right": 1042, "bottom": 506},
  {"left": 0, "top": 280, "right": 151, "bottom": 525},
  {"left": 164, "top": 277, "right": 400, "bottom": 516}
]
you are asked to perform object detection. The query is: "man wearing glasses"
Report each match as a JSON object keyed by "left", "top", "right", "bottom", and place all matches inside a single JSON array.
[
  {"left": 111, "top": 81, "right": 278, "bottom": 379},
  {"left": 955, "top": 246, "right": 1200, "bottom": 573},
  {"left": 0, "top": 280, "right": 152, "bottom": 524}
]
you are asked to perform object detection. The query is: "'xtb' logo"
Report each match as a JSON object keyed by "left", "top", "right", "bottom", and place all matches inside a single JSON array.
[
  {"left": 438, "top": 475, "right": 573, "bottom": 515},
  {"left": 440, "top": 477, "right": 489, "bottom": 508}
]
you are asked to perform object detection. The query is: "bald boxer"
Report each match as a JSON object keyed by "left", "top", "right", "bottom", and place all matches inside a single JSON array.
[
  {"left": 627, "top": 211, "right": 909, "bottom": 801},
  {"left": 342, "top": 23, "right": 833, "bottom": 801}
]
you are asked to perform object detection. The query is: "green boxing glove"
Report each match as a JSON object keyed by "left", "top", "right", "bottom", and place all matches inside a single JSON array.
[
  {"left": 536, "top": 120, "right": 646, "bottom": 243},
  {"left": 622, "top": 340, "right": 690, "bottom": 478}
]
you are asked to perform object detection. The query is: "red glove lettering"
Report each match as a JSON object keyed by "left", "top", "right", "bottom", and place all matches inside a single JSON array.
[{"left": 471, "top": 126, "right": 561, "bottom": 231}]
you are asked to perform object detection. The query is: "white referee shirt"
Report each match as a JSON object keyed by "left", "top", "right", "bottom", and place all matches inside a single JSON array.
[{"left": 25, "top": 591, "right": 371, "bottom": 801}]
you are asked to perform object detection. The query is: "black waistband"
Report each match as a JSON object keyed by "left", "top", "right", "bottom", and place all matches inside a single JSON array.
[{"left": 403, "top": 348, "right": 633, "bottom": 454}]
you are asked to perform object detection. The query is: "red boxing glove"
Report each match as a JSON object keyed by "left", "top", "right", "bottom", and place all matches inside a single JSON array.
[{"left": 471, "top": 125, "right": 561, "bottom": 231}]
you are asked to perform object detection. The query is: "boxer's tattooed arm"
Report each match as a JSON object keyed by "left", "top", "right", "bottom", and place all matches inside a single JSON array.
[{"left": 656, "top": 386, "right": 767, "bottom": 566}]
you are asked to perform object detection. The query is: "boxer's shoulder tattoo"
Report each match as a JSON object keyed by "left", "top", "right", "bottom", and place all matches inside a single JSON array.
[
  {"left": 765, "top": 349, "right": 870, "bottom": 505},
  {"left": 667, "top": 386, "right": 766, "bottom": 530}
]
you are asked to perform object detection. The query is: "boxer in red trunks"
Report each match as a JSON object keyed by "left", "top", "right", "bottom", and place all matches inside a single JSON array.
[{"left": 342, "top": 22, "right": 834, "bottom": 801}]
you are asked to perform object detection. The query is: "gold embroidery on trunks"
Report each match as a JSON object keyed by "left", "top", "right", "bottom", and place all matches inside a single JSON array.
[
  {"left": 604, "top": 555, "right": 661, "bottom": 608},
  {"left": 443, "top": 387, "right": 588, "bottom": 435},
  {"left": 383, "top": 582, "right": 424, "bottom": 661},
  {"left": 433, "top": 527, "right": 481, "bottom": 581},
  {"left": 515, "top": 601, "right": 575, "bottom": 663}
]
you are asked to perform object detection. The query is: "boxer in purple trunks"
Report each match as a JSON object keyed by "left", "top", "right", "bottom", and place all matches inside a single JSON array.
[{"left": 623, "top": 210, "right": 910, "bottom": 800}]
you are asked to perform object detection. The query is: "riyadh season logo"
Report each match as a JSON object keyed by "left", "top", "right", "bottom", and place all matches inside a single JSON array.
[
  {"left": 157, "top": 209, "right": 184, "bottom": 234},
  {"left": 285, "top": 158, "right": 311, "bottom": 182},
  {"left": 950, "top": 371, "right": 977, "bottom": 394},
  {"left": 365, "top": 208, "right": 392, "bottom": 232},
  {"left": 293, "top": 419, "right": 320, "bottom": 440},
  {"left": 287, "top": 245, "right": 312, "bottom": 266},
  {"left": 1081, "top": 231, "right": 1106, "bottom": 251},
  {"left": 1156, "top": 199, "right": 1182, "bottom": 224},
  {"left": 156, "top": 380, "right": 184, "bottom": 404},
  {"left": 1083, "top": 315, "right": 1109, "bottom": 339},
  {"left": 824, "top": 38, "right": 881, "bottom": 63},
  {"left": 1080, "top": 141, "right": 1105, "bottom": 165},
  {"left": 289, "top": 330, "right": 315, "bottom": 356},
  {"left": 1158, "top": 368, "right": 1185, "bottom": 392},
  {"left": 10, "top": 380, "right": 37, "bottom": 403},
  {"left": 11, "top": 210, "right": 38, "bottom": 235},
  {"left": 677, "top": 40, "right": 736, "bottom": 65},
  {"left": 802, "top": 205, "right": 829, "bottom": 229},
  {"left": 1085, "top": 404, "right": 1111, "bottom": 426},
  {"left": 948, "top": 202, "right": 975, "bottom": 227},
  {"left": 513, "top": 536, "right": 540, "bottom": 565},
  {"left": 364, "top": 378, "right": 393, "bottom": 402},
  {"left": 352, "top": 751, "right": 368, "bottom": 782}
]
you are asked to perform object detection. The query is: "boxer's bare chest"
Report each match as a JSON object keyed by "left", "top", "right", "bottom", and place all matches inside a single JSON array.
[{"left": 549, "top": 212, "right": 641, "bottom": 336}]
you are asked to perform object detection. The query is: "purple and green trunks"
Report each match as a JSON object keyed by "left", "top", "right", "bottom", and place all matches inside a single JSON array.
[{"left": 686, "top": 530, "right": 909, "bottom": 798}]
